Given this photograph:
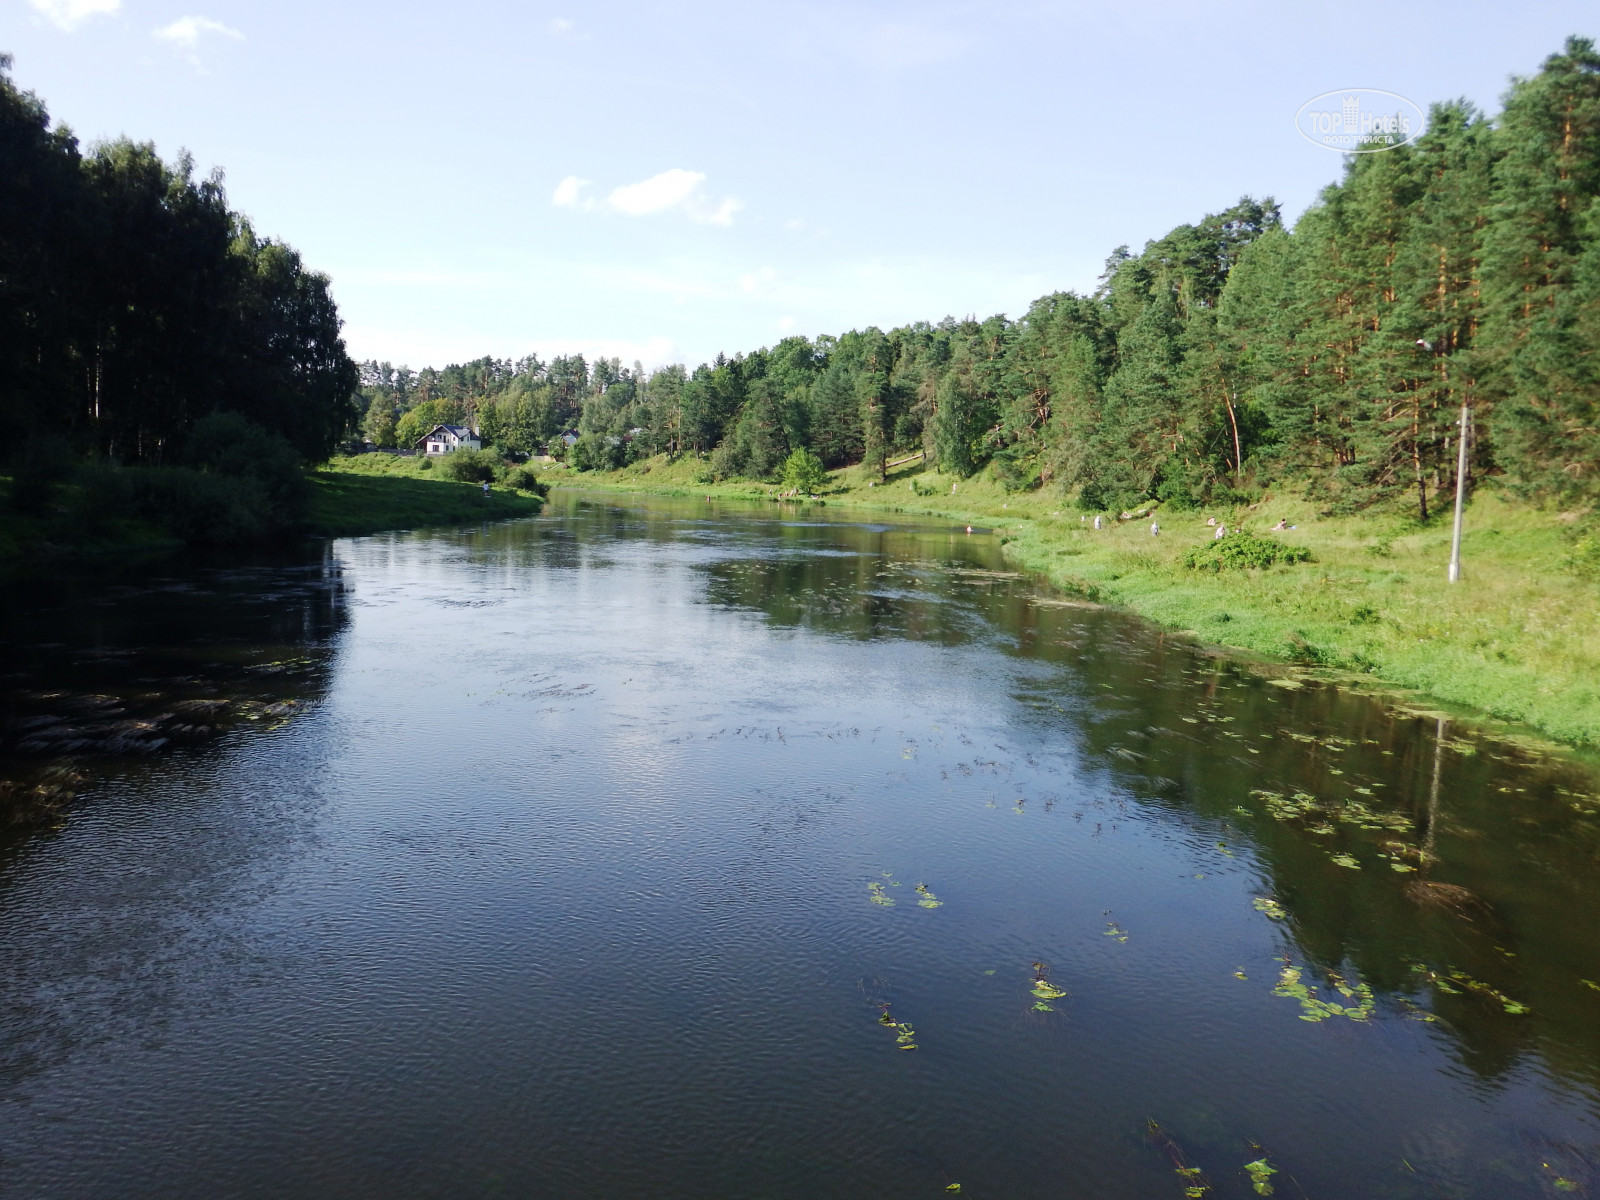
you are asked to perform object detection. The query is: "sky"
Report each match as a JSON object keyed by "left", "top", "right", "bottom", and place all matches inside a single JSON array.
[{"left": 4, "top": 0, "right": 1596, "bottom": 373}]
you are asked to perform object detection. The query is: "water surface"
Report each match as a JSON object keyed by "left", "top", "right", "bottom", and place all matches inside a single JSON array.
[{"left": 2, "top": 491, "right": 1598, "bottom": 1199}]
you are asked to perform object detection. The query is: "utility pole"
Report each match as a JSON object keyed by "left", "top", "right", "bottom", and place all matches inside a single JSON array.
[{"left": 1448, "top": 400, "right": 1470, "bottom": 583}]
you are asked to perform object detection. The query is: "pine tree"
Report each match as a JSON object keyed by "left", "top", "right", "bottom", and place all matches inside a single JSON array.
[{"left": 1479, "top": 36, "right": 1600, "bottom": 498}]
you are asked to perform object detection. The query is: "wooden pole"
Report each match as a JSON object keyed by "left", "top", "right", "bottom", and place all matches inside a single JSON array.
[{"left": 1448, "top": 401, "right": 1469, "bottom": 583}]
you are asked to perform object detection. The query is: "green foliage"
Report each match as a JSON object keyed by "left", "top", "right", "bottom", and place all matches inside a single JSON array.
[
  {"left": 1183, "top": 531, "right": 1312, "bottom": 572},
  {"left": 183, "top": 412, "right": 307, "bottom": 526},
  {"left": 438, "top": 447, "right": 498, "bottom": 483},
  {"left": 501, "top": 463, "right": 549, "bottom": 496},
  {"left": 780, "top": 447, "right": 828, "bottom": 494},
  {"left": 0, "top": 60, "right": 356, "bottom": 467},
  {"left": 363, "top": 394, "right": 397, "bottom": 447}
]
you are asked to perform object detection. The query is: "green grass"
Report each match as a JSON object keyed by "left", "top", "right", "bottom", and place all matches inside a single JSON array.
[
  {"left": 307, "top": 457, "right": 543, "bottom": 536},
  {"left": 0, "top": 457, "right": 546, "bottom": 558},
  {"left": 557, "top": 453, "right": 1600, "bottom": 747}
]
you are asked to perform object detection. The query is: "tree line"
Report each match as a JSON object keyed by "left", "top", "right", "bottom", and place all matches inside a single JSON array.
[
  {"left": 363, "top": 36, "right": 1600, "bottom": 516},
  {"left": 1, "top": 55, "right": 357, "bottom": 471}
]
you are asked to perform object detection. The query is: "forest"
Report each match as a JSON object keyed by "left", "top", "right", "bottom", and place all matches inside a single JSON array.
[
  {"left": 360, "top": 36, "right": 1600, "bottom": 517},
  {"left": 1, "top": 53, "right": 357, "bottom": 541}
]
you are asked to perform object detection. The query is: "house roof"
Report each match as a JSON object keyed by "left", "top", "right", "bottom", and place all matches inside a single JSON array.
[{"left": 416, "top": 423, "right": 480, "bottom": 444}]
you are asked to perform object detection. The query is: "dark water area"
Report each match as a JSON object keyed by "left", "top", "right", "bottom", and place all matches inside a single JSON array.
[{"left": 1, "top": 490, "right": 1598, "bottom": 1199}]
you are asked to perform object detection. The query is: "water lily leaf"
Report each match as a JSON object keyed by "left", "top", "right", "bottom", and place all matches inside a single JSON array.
[
  {"left": 1252, "top": 897, "right": 1287, "bottom": 921},
  {"left": 1330, "top": 854, "right": 1361, "bottom": 869},
  {"left": 1244, "top": 1157, "right": 1277, "bottom": 1196}
]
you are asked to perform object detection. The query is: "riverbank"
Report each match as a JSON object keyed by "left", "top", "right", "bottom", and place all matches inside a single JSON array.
[
  {"left": 0, "top": 461, "right": 545, "bottom": 559},
  {"left": 307, "top": 459, "right": 544, "bottom": 536},
  {"left": 551, "top": 453, "right": 1600, "bottom": 747}
]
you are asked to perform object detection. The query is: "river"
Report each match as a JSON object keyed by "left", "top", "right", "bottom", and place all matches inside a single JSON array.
[{"left": 2, "top": 490, "right": 1598, "bottom": 1199}]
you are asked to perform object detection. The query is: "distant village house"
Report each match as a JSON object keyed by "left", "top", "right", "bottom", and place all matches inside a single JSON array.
[{"left": 418, "top": 424, "right": 482, "bottom": 455}]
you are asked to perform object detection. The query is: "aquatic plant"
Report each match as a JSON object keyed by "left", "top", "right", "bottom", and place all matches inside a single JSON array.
[
  {"left": 1029, "top": 962, "right": 1069, "bottom": 1012},
  {"left": 1145, "top": 1120, "right": 1213, "bottom": 1198},
  {"left": 915, "top": 883, "right": 943, "bottom": 909},
  {"left": 1243, "top": 1156, "right": 1278, "bottom": 1195},
  {"left": 867, "top": 881, "right": 895, "bottom": 906},
  {"left": 1407, "top": 962, "right": 1529, "bottom": 1014},
  {"left": 877, "top": 1004, "right": 918, "bottom": 1050},
  {"left": 1252, "top": 897, "right": 1288, "bottom": 921},
  {"left": 1272, "top": 963, "right": 1375, "bottom": 1022}
]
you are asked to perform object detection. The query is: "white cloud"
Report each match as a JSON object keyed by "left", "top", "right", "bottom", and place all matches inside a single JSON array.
[
  {"left": 26, "top": 0, "right": 119, "bottom": 32},
  {"left": 153, "top": 14, "right": 243, "bottom": 63},
  {"left": 777, "top": 316, "right": 797, "bottom": 332},
  {"left": 602, "top": 169, "right": 742, "bottom": 225},
  {"left": 551, "top": 176, "right": 591, "bottom": 208},
  {"left": 606, "top": 169, "right": 704, "bottom": 216},
  {"left": 550, "top": 17, "right": 574, "bottom": 33}
]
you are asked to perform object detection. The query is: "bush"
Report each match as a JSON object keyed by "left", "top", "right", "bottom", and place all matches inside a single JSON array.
[
  {"left": 502, "top": 464, "right": 549, "bottom": 497},
  {"left": 439, "top": 447, "right": 497, "bottom": 483},
  {"left": 1183, "top": 530, "right": 1312, "bottom": 572},
  {"left": 73, "top": 464, "right": 273, "bottom": 544},
  {"left": 7, "top": 437, "right": 76, "bottom": 515},
  {"left": 183, "top": 412, "right": 307, "bottom": 526},
  {"left": 780, "top": 447, "right": 828, "bottom": 494}
]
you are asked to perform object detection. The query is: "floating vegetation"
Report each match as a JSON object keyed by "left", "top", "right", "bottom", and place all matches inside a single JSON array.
[
  {"left": 1403, "top": 880, "right": 1491, "bottom": 920},
  {"left": 1243, "top": 1156, "right": 1278, "bottom": 1195},
  {"left": 1273, "top": 962, "right": 1375, "bottom": 1022},
  {"left": 944, "top": 1186, "right": 962, "bottom": 1194},
  {"left": 867, "top": 881, "right": 895, "bottom": 907},
  {"left": 915, "top": 883, "right": 943, "bottom": 909},
  {"left": 877, "top": 1004, "right": 918, "bottom": 1050},
  {"left": 1330, "top": 853, "right": 1361, "bottom": 869},
  {"left": 1252, "top": 897, "right": 1288, "bottom": 921},
  {"left": 1407, "top": 962, "right": 1529, "bottom": 1014},
  {"left": 1249, "top": 788, "right": 1413, "bottom": 835},
  {"left": 1030, "top": 962, "right": 1068, "bottom": 1011},
  {"left": 1146, "top": 1120, "right": 1213, "bottom": 1198}
]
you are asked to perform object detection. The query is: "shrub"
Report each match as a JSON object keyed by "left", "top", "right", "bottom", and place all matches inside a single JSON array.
[
  {"left": 440, "top": 447, "right": 497, "bottom": 483},
  {"left": 502, "top": 464, "right": 549, "bottom": 496},
  {"left": 75, "top": 465, "right": 273, "bottom": 544},
  {"left": 1183, "top": 530, "right": 1312, "bottom": 572},
  {"left": 8, "top": 437, "right": 76, "bottom": 515},
  {"left": 780, "top": 447, "right": 828, "bottom": 494},
  {"left": 184, "top": 412, "right": 307, "bottom": 526}
]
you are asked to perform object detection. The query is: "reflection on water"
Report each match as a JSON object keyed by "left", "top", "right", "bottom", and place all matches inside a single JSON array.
[
  {"left": 0, "top": 550, "right": 347, "bottom": 829},
  {"left": 0, "top": 491, "right": 1597, "bottom": 1200}
]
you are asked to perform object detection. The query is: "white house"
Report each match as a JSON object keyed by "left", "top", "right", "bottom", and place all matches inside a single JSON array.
[{"left": 418, "top": 424, "right": 482, "bottom": 455}]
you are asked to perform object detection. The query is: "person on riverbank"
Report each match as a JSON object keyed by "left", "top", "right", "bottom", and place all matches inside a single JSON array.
[
  {"left": 1215, "top": 524, "right": 1227, "bottom": 539},
  {"left": 1150, "top": 520, "right": 1160, "bottom": 536},
  {"left": 482, "top": 481, "right": 490, "bottom": 498},
  {"left": 1093, "top": 515, "right": 1103, "bottom": 530}
]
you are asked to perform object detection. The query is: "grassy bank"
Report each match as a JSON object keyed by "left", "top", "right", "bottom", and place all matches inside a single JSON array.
[
  {"left": 307, "top": 455, "right": 545, "bottom": 536},
  {"left": 550, "top": 453, "right": 1600, "bottom": 747},
  {"left": 0, "top": 456, "right": 546, "bottom": 559}
]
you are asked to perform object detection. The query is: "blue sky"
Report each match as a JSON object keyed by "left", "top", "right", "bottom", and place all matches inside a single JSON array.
[{"left": 5, "top": 1, "right": 1595, "bottom": 371}]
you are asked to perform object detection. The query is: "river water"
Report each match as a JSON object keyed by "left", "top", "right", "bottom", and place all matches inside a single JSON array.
[{"left": 2, "top": 491, "right": 1598, "bottom": 1199}]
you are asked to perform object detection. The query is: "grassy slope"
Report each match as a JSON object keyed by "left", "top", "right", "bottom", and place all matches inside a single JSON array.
[
  {"left": 307, "top": 455, "right": 544, "bottom": 536},
  {"left": 551, "top": 453, "right": 1600, "bottom": 746},
  {"left": 0, "top": 458, "right": 545, "bottom": 557}
]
